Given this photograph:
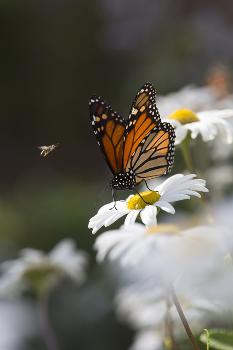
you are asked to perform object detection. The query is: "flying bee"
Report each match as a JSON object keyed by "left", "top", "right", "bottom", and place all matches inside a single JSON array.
[{"left": 38, "top": 143, "right": 60, "bottom": 157}]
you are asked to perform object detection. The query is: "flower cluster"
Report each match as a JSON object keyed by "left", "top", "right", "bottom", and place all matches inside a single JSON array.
[
  {"left": 0, "top": 239, "right": 88, "bottom": 296},
  {"left": 89, "top": 85, "right": 233, "bottom": 349}
]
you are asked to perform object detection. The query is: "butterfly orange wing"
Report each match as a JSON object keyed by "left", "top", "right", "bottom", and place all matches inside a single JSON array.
[
  {"left": 129, "top": 122, "right": 175, "bottom": 184},
  {"left": 89, "top": 96, "right": 126, "bottom": 174},
  {"left": 123, "top": 82, "right": 161, "bottom": 171}
]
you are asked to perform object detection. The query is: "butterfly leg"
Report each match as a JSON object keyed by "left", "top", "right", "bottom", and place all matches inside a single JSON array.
[
  {"left": 134, "top": 188, "right": 150, "bottom": 205},
  {"left": 144, "top": 180, "right": 154, "bottom": 192},
  {"left": 110, "top": 188, "right": 117, "bottom": 210}
]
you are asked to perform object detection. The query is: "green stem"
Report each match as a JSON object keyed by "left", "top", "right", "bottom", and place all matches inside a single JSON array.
[
  {"left": 180, "top": 133, "right": 213, "bottom": 221},
  {"left": 180, "top": 133, "right": 195, "bottom": 173},
  {"left": 37, "top": 291, "right": 60, "bottom": 350},
  {"left": 203, "top": 329, "right": 210, "bottom": 350},
  {"left": 170, "top": 285, "right": 200, "bottom": 350},
  {"left": 165, "top": 296, "right": 179, "bottom": 350}
]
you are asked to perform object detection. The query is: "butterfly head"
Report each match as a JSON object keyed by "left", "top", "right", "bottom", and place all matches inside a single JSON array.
[{"left": 111, "top": 171, "right": 136, "bottom": 190}]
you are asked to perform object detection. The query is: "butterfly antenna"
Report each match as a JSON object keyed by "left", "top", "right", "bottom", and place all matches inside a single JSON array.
[
  {"left": 144, "top": 180, "right": 153, "bottom": 192},
  {"left": 109, "top": 187, "right": 117, "bottom": 210},
  {"left": 134, "top": 188, "right": 150, "bottom": 205}
]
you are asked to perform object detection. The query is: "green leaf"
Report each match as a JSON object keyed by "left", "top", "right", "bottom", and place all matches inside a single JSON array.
[{"left": 200, "top": 329, "right": 233, "bottom": 350}]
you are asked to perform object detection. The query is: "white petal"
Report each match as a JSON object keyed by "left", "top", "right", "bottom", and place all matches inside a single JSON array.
[
  {"left": 104, "top": 210, "right": 129, "bottom": 227},
  {"left": 140, "top": 206, "right": 157, "bottom": 226},
  {"left": 198, "top": 109, "right": 233, "bottom": 120},
  {"left": 199, "top": 122, "right": 217, "bottom": 142},
  {"left": 155, "top": 173, "right": 184, "bottom": 194},
  {"left": 166, "top": 119, "right": 187, "bottom": 145},
  {"left": 124, "top": 210, "right": 140, "bottom": 226},
  {"left": 194, "top": 109, "right": 233, "bottom": 143},
  {"left": 156, "top": 200, "right": 175, "bottom": 214},
  {"left": 157, "top": 174, "right": 208, "bottom": 199},
  {"left": 88, "top": 201, "right": 129, "bottom": 234},
  {"left": 95, "top": 231, "right": 132, "bottom": 262},
  {"left": 130, "top": 330, "right": 163, "bottom": 350},
  {"left": 216, "top": 119, "right": 233, "bottom": 144}
]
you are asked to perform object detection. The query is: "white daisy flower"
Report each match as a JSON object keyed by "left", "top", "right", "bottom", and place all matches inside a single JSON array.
[
  {"left": 165, "top": 108, "right": 233, "bottom": 145},
  {"left": 115, "top": 256, "right": 233, "bottom": 350},
  {"left": 0, "top": 239, "right": 88, "bottom": 296},
  {"left": 94, "top": 223, "right": 232, "bottom": 286},
  {"left": 112, "top": 230, "right": 233, "bottom": 350},
  {"left": 116, "top": 286, "right": 226, "bottom": 350},
  {"left": 89, "top": 174, "right": 208, "bottom": 234},
  {"left": 116, "top": 288, "right": 219, "bottom": 332},
  {"left": 157, "top": 85, "right": 220, "bottom": 116},
  {"left": 157, "top": 84, "right": 233, "bottom": 116}
]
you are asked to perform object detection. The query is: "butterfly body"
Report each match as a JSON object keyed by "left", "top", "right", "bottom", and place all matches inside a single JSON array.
[
  {"left": 89, "top": 82, "right": 175, "bottom": 195},
  {"left": 111, "top": 170, "right": 136, "bottom": 190}
]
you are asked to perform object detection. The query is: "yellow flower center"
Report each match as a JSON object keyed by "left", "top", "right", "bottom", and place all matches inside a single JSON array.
[
  {"left": 168, "top": 108, "right": 199, "bottom": 124},
  {"left": 127, "top": 190, "right": 161, "bottom": 210},
  {"left": 23, "top": 264, "right": 62, "bottom": 293},
  {"left": 146, "top": 224, "right": 179, "bottom": 235}
]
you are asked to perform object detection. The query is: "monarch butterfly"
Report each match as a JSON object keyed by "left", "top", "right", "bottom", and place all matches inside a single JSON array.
[{"left": 89, "top": 82, "right": 175, "bottom": 199}]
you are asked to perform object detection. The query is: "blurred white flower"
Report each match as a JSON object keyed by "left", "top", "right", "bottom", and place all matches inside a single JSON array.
[
  {"left": 157, "top": 85, "right": 233, "bottom": 116},
  {"left": 129, "top": 329, "right": 163, "bottom": 350},
  {"left": 212, "top": 197, "right": 233, "bottom": 234},
  {"left": 115, "top": 256, "right": 233, "bottom": 350},
  {"left": 166, "top": 108, "right": 233, "bottom": 145},
  {"left": 95, "top": 218, "right": 233, "bottom": 347},
  {"left": 0, "top": 300, "right": 36, "bottom": 350},
  {"left": 116, "top": 287, "right": 219, "bottom": 330},
  {"left": 0, "top": 239, "right": 88, "bottom": 296},
  {"left": 212, "top": 136, "right": 233, "bottom": 160},
  {"left": 89, "top": 174, "right": 208, "bottom": 234},
  {"left": 206, "top": 165, "right": 233, "bottom": 195},
  {"left": 94, "top": 223, "right": 232, "bottom": 286},
  {"left": 218, "top": 93, "right": 233, "bottom": 109},
  {"left": 116, "top": 286, "right": 224, "bottom": 350}
]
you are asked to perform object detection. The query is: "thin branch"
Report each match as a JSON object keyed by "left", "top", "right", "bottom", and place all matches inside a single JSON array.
[{"left": 170, "top": 285, "right": 200, "bottom": 350}]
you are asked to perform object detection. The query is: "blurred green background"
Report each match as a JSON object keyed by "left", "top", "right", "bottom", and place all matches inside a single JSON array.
[{"left": 0, "top": 0, "right": 233, "bottom": 349}]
